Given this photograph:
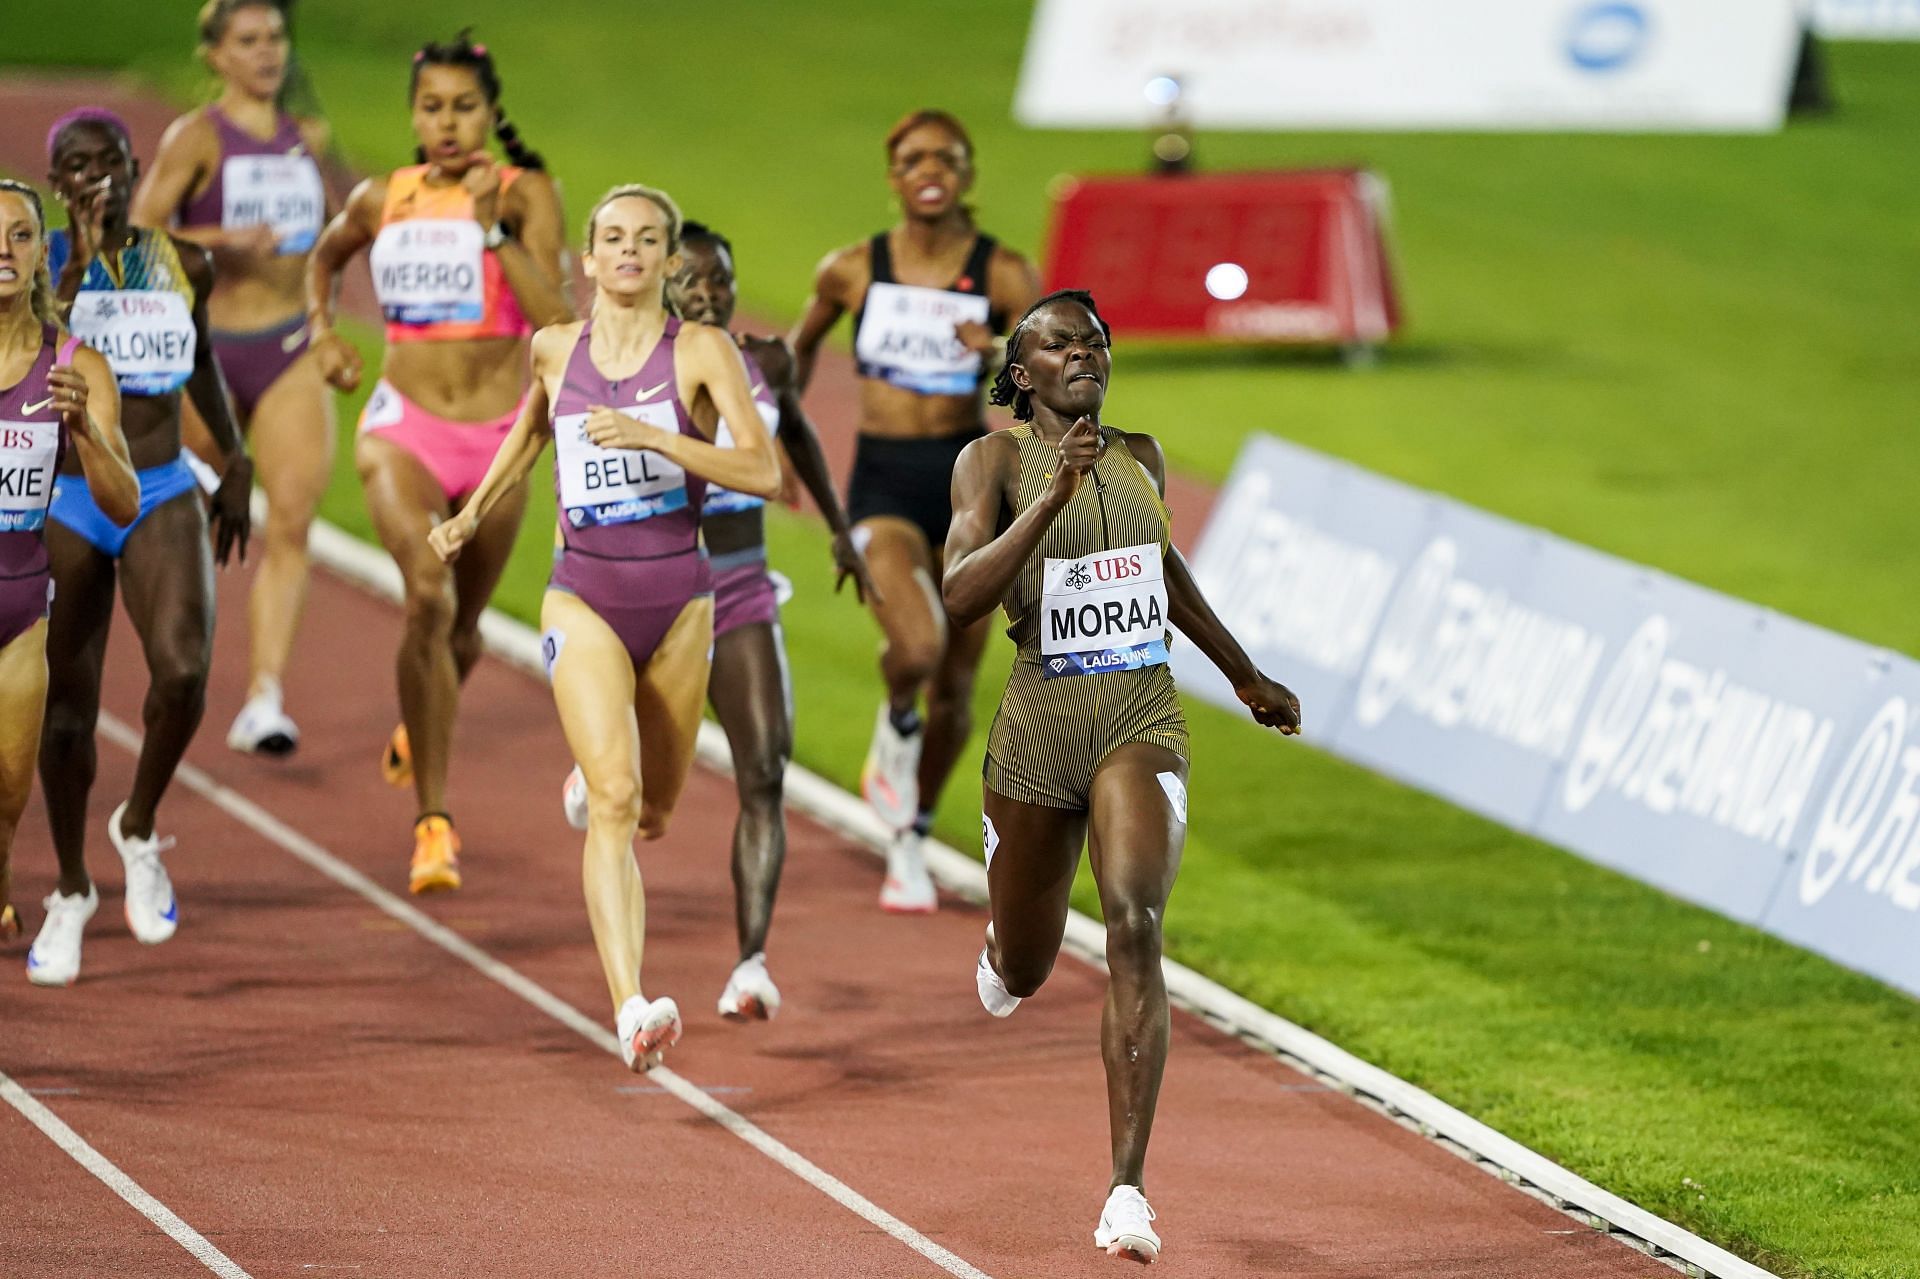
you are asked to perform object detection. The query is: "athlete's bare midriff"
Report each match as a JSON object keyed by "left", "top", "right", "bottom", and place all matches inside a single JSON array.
[
  {"left": 383, "top": 335, "right": 528, "bottom": 422},
  {"left": 840, "top": 243, "right": 988, "bottom": 441},
  {"left": 205, "top": 254, "right": 308, "bottom": 332}
]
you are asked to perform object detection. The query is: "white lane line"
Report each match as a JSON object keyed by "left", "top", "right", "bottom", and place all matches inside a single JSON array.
[
  {"left": 95, "top": 712, "right": 993, "bottom": 1279},
  {"left": 0, "top": 1071, "right": 255, "bottom": 1279},
  {"left": 308, "top": 519, "right": 1773, "bottom": 1279}
]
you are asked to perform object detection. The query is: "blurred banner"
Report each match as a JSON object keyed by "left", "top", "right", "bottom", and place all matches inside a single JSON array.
[
  {"left": 1177, "top": 435, "right": 1920, "bottom": 996},
  {"left": 1810, "top": 0, "right": 1920, "bottom": 37},
  {"left": 1017, "top": 0, "right": 1803, "bottom": 132},
  {"left": 1041, "top": 171, "right": 1401, "bottom": 345}
]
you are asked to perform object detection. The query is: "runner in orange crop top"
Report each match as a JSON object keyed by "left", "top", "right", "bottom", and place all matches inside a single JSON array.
[{"left": 306, "top": 29, "right": 572, "bottom": 894}]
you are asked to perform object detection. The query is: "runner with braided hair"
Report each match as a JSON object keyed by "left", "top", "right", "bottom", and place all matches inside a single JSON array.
[
  {"left": 948, "top": 288, "right": 1301, "bottom": 1262},
  {"left": 307, "top": 30, "right": 572, "bottom": 893}
]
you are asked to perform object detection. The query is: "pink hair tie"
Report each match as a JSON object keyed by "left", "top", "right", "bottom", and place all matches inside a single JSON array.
[
  {"left": 412, "top": 50, "right": 425, "bottom": 63},
  {"left": 471, "top": 43, "right": 487, "bottom": 55}
]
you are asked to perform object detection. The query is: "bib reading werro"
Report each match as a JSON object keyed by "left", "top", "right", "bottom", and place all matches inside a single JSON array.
[
  {"left": 854, "top": 282, "right": 989, "bottom": 396},
  {"left": 555, "top": 403, "right": 688, "bottom": 528},
  {"left": 69, "top": 290, "right": 196, "bottom": 395},
  {"left": 1040, "top": 542, "right": 1170, "bottom": 679},
  {"left": 0, "top": 417, "right": 60, "bottom": 533},
  {"left": 371, "top": 218, "right": 484, "bottom": 325},
  {"left": 221, "top": 153, "right": 325, "bottom": 254}
]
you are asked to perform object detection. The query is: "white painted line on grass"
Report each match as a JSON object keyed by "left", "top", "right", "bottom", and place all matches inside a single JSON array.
[
  {"left": 304, "top": 517, "right": 1780, "bottom": 1279},
  {"left": 94, "top": 711, "right": 992, "bottom": 1279},
  {"left": 0, "top": 1070, "right": 254, "bottom": 1279}
]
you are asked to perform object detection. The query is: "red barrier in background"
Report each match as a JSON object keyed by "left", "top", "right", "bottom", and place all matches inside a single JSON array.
[{"left": 1041, "top": 169, "right": 1403, "bottom": 348}]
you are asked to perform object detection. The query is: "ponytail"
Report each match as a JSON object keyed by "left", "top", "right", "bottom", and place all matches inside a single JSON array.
[
  {"left": 491, "top": 106, "right": 545, "bottom": 172},
  {"left": 408, "top": 29, "right": 546, "bottom": 171}
]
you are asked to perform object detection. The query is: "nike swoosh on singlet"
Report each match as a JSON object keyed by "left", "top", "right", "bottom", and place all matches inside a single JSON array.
[
  {"left": 749, "top": 383, "right": 766, "bottom": 398},
  {"left": 21, "top": 397, "right": 53, "bottom": 415},
  {"left": 634, "top": 381, "right": 670, "bottom": 403},
  {"left": 281, "top": 326, "right": 308, "bottom": 353}
]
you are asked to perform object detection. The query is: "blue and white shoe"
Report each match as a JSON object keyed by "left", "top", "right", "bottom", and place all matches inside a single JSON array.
[
  {"left": 109, "top": 802, "right": 178, "bottom": 944},
  {"left": 26, "top": 885, "right": 99, "bottom": 986}
]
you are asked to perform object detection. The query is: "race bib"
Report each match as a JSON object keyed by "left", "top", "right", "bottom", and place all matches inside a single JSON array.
[
  {"left": 0, "top": 416, "right": 60, "bottom": 533},
  {"left": 371, "top": 218, "right": 484, "bottom": 325},
  {"left": 69, "top": 289, "right": 196, "bottom": 395},
  {"left": 555, "top": 403, "right": 688, "bottom": 528},
  {"left": 854, "top": 282, "right": 989, "bottom": 396},
  {"left": 221, "top": 153, "right": 325, "bottom": 254},
  {"left": 1040, "top": 542, "right": 1170, "bottom": 679},
  {"left": 701, "top": 397, "right": 780, "bottom": 516}
]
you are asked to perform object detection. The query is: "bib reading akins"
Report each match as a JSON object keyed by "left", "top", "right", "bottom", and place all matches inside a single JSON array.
[
  {"left": 370, "top": 218, "right": 485, "bottom": 325},
  {"left": 854, "top": 282, "right": 990, "bottom": 396},
  {"left": 69, "top": 290, "right": 196, "bottom": 396},
  {"left": 554, "top": 402, "right": 689, "bottom": 529},
  {"left": 0, "top": 417, "right": 60, "bottom": 534},
  {"left": 222, "top": 153, "right": 325, "bottom": 254},
  {"left": 1042, "top": 542, "right": 1170, "bottom": 678}
]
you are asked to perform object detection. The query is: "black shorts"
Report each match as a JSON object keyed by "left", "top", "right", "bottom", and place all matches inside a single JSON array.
[{"left": 846, "top": 428, "right": 986, "bottom": 553}]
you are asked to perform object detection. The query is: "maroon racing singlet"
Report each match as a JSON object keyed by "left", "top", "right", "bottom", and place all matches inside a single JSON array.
[
  {"left": 0, "top": 328, "right": 72, "bottom": 647},
  {"left": 547, "top": 315, "right": 713, "bottom": 671}
]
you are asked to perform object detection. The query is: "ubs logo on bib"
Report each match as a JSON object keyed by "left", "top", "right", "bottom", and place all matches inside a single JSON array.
[{"left": 1063, "top": 561, "right": 1092, "bottom": 591}]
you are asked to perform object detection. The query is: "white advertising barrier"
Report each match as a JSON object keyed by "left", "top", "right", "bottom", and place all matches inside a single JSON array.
[
  {"left": 1810, "top": 0, "right": 1920, "bottom": 37},
  {"left": 1176, "top": 435, "right": 1920, "bottom": 996},
  {"left": 1016, "top": 0, "right": 1803, "bottom": 132}
]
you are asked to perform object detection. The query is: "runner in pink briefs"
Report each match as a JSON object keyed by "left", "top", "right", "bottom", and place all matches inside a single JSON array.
[
  {"left": 133, "top": 0, "right": 338, "bottom": 758},
  {"left": 0, "top": 179, "right": 139, "bottom": 951},
  {"left": 430, "top": 184, "right": 780, "bottom": 1073},
  {"left": 561, "top": 219, "right": 876, "bottom": 1021},
  {"left": 306, "top": 30, "right": 571, "bottom": 893}
]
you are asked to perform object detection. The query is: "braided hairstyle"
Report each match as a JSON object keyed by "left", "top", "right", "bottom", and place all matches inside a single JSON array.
[
  {"left": 988, "top": 289, "right": 1111, "bottom": 423},
  {"left": 679, "top": 219, "right": 733, "bottom": 265},
  {"left": 408, "top": 30, "right": 545, "bottom": 171},
  {"left": 0, "top": 179, "right": 59, "bottom": 328}
]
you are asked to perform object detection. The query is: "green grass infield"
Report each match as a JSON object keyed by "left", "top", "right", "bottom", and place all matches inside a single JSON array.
[{"left": 11, "top": 7, "right": 1920, "bottom": 1274}]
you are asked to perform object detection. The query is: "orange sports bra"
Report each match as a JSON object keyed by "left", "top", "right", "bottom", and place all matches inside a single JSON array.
[{"left": 370, "top": 165, "right": 531, "bottom": 344}]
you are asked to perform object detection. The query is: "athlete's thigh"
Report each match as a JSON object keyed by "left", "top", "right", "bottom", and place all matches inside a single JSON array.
[
  {"left": 934, "top": 608, "right": 994, "bottom": 692},
  {"left": 116, "top": 494, "right": 215, "bottom": 661},
  {"left": 541, "top": 588, "right": 639, "bottom": 783},
  {"left": 356, "top": 433, "right": 450, "bottom": 569},
  {"left": 249, "top": 353, "right": 336, "bottom": 514},
  {"left": 43, "top": 522, "right": 116, "bottom": 699},
  {"left": 634, "top": 596, "right": 714, "bottom": 758},
  {"left": 860, "top": 516, "right": 943, "bottom": 647},
  {"left": 450, "top": 478, "right": 529, "bottom": 629},
  {"left": 0, "top": 620, "right": 50, "bottom": 801},
  {"left": 708, "top": 620, "right": 793, "bottom": 766},
  {"left": 1085, "top": 742, "right": 1188, "bottom": 915},
  {"left": 984, "top": 784, "right": 1087, "bottom": 962}
]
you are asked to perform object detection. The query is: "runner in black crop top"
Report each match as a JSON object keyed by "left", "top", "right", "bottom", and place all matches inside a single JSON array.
[{"left": 787, "top": 109, "right": 1039, "bottom": 915}]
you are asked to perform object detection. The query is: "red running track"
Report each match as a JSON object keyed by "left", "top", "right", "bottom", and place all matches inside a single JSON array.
[{"left": 0, "top": 556, "right": 1672, "bottom": 1279}]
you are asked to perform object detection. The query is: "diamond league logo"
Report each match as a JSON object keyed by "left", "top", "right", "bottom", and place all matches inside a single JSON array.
[{"left": 1048, "top": 657, "right": 1069, "bottom": 674}]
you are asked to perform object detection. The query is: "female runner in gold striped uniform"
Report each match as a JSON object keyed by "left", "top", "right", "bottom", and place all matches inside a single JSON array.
[{"left": 943, "top": 290, "right": 1301, "bottom": 1264}]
